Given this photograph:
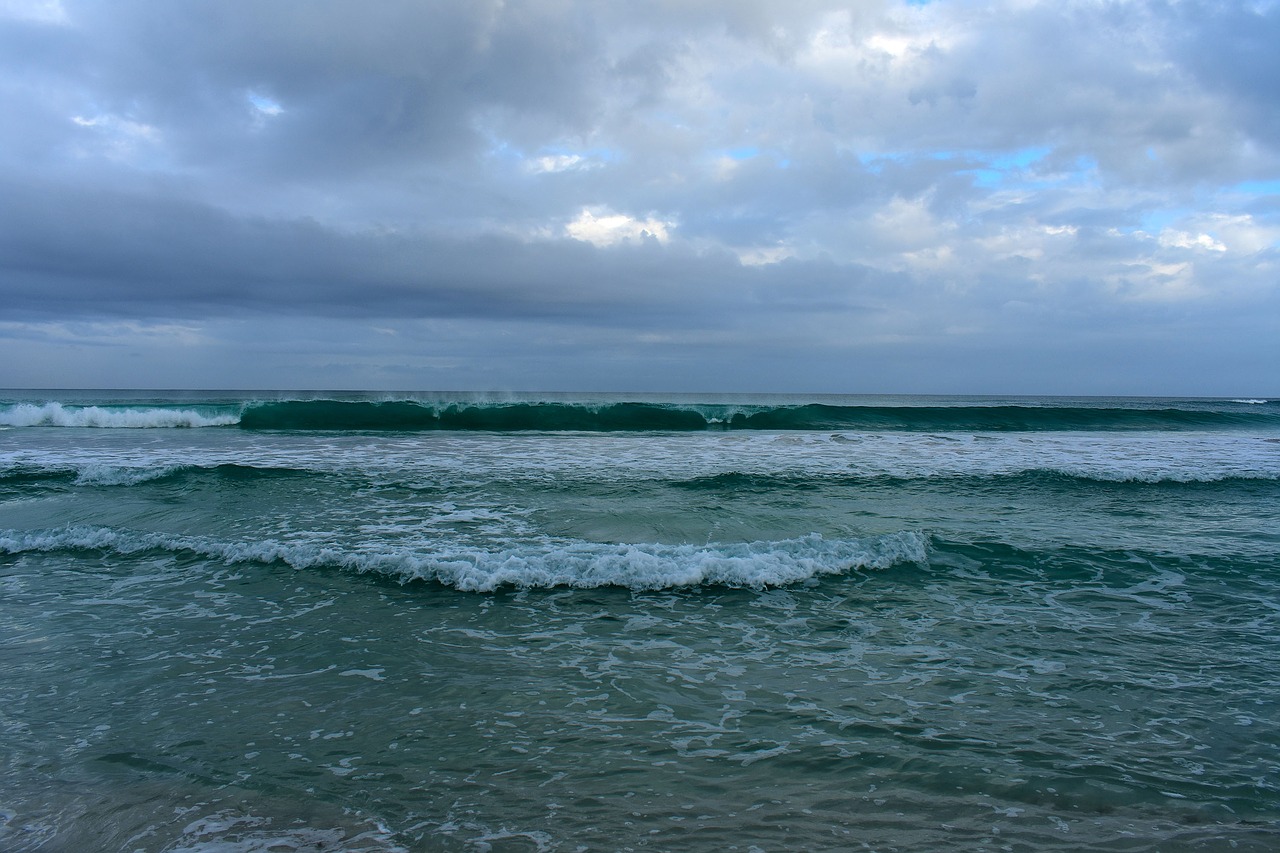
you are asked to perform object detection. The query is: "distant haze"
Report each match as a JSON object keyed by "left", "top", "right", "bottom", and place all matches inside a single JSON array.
[{"left": 1, "top": 0, "right": 1277, "bottom": 394}]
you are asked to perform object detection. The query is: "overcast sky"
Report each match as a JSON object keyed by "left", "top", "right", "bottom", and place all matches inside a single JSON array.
[{"left": 1, "top": 0, "right": 1277, "bottom": 394}]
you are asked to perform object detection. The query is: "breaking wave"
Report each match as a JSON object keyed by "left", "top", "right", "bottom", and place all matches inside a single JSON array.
[
  {"left": 0, "top": 527, "right": 928, "bottom": 591},
  {"left": 0, "top": 402, "right": 237, "bottom": 428}
]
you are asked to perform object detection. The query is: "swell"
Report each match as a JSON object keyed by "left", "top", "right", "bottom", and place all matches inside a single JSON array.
[
  {"left": 0, "top": 526, "right": 929, "bottom": 591},
  {"left": 236, "top": 400, "right": 1280, "bottom": 432}
]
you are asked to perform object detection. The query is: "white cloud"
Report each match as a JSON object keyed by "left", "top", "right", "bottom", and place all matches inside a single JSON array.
[
  {"left": 867, "top": 196, "right": 957, "bottom": 266},
  {"left": 565, "top": 208, "right": 673, "bottom": 247},
  {"left": 526, "top": 154, "right": 595, "bottom": 174},
  {"left": 1189, "top": 214, "right": 1279, "bottom": 254},
  {"left": 1159, "top": 230, "right": 1227, "bottom": 252}
]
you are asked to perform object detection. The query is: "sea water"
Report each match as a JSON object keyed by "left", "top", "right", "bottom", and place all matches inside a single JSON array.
[{"left": 1, "top": 391, "right": 1278, "bottom": 851}]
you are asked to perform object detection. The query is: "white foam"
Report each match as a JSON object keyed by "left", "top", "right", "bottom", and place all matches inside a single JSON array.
[
  {"left": 0, "top": 402, "right": 238, "bottom": 428},
  {"left": 0, "top": 526, "right": 928, "bottom": 591},
  {"left": 72, "top": 463, "right": 184, "bottom": 486}
]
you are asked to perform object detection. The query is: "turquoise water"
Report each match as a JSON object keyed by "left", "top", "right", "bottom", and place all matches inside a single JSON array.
[{"left": 2, "top": 392, "right": 1279, "bottom": 851}]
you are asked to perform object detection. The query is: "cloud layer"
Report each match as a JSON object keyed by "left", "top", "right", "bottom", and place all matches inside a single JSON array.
[{"left": 1, "top": 0, "right": 1277, "bottom": 392}]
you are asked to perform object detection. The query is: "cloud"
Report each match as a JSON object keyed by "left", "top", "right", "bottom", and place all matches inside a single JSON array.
[
  {"left": 566, "top": 208, "right": 673, "bottom": 247},
  {"left": 0, "top": 0, "right": 1277, "bottom": 392}
]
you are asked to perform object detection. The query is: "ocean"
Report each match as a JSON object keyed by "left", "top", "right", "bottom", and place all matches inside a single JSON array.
[{"left": 1, "top": 390, "right": 1278, "bottom": 852}]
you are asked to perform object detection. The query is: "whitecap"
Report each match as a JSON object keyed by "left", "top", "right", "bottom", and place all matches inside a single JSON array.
[{"left": 0, "top": 402, "right": 238, "bottom": 428}]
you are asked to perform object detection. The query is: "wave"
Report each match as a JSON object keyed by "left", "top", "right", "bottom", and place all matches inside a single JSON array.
[
  {"left": 236, "top": 399, "right": 1280, "bottom": 432},
  {"left": 5, "top": 397, "right": 1278, "bottom": 432},
  {"left": 0, "top": 402, "right": 237, "bottom": 428},
  {"left": 0, "top": 526, "right": 928, "bottom": 591},
  {"left": 237, "top": 400, "right": 711, "bottom": 431}
]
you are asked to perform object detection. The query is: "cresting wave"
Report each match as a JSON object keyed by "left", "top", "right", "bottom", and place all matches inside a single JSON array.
[
  {"left": 0, "top": 402, "right": 237, "bottom": 428},
  {"left": 0, "top": 526, "right": 928, "bottom": 591}
]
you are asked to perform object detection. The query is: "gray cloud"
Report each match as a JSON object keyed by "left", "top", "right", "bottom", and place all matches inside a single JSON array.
[{"left": 0, "top": 0, "right": 1277, "bottom": 392}]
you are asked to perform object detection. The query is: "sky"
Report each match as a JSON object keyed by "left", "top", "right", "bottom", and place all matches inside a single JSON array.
[{"left": 1, "top": 0, "right": 1278, "bottom": 394}]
